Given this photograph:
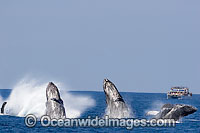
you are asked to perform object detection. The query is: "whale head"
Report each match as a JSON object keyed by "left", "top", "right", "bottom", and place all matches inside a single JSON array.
[
  {"left": 103, "top": 79, "right": 124, "bottom": 103},
  {"left": 157, "top": 103, "right": 197, "bottom": 121},
  {"left": 46, "top": 82, "right": 63, "bottom": 104},
  {"left": 179, "top": 104, "right": 197, "bottom": 116}
]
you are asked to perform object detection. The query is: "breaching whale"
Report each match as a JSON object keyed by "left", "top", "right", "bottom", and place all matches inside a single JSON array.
[
  {"left": 45, "top": 82, "right": 66, "bottom": 119},
  {"left": 1, "top": 102, "right": 7, "bottom": 114},
  {"left": 155, "top": 103, "right": 197, "bottom": 121},
  {"left": 103, "top": 79, "right": 130, "bottom": 118}
]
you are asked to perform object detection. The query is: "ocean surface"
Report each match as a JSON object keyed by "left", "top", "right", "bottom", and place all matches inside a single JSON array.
[{"left": 0, "top": 89, "right": 199, "bottom": 132}]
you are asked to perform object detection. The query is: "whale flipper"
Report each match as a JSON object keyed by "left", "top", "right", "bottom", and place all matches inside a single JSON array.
[
  {"left": 46, "top": 82, "right": 66, "bottom": 119},
  {"left": 103, "top": 79, "right": 130, "bottom": 118},
  {"left": 156, "top": 104, "right": 197, "bottom": 121},
  {"left": 1, "top": 102, "right": 7, "bottom": 114}
]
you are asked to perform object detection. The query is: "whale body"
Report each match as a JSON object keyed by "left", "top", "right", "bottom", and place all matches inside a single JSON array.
[
  {"left": 103, "top": 79, "right": 130, "bottom": 118},
  {"left": 156, "top": 103, "right": 197, "bottom": 121},
  {"left": 46, "top": 82, "right": 66, "bottom": 119}
]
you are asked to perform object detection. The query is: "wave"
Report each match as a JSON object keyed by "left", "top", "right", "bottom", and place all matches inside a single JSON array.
[
  {"left": 184, "top": 119, "right": 200, "bottom": 122},
  {"left": 4, "top": 78, "right": 95, "bottom": 118}
]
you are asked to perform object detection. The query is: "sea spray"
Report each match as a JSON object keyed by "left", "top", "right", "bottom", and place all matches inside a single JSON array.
[
  {"left": 0, "top": 96, "right": 3, "bottom": 106},
  {"left": 5, "top": 78, "right": 95, "bottom": 118},
  {"left": 145, "top": 101, "right": 165, "bottom": 118},
  {"left": 61, "top": 91, "right": 95, "bottom": 118}
]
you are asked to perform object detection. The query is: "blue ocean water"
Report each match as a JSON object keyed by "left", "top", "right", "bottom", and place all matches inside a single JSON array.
[{"left": 0, "top": 89, "right": 199, "bottom": 132}]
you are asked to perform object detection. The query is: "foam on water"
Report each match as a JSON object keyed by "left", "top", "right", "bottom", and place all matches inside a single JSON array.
[{"left": 4, "top": 78, "right": 95, "bottom": 118}]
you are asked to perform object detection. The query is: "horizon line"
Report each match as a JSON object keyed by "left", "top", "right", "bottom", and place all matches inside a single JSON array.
[{"left": 0, "top": 89, "right": 199, "bottom": 95}]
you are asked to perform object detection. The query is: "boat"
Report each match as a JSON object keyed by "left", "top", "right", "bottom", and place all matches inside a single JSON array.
[{"left": 167, "top": 87, "right": 192, "bottom": 99}]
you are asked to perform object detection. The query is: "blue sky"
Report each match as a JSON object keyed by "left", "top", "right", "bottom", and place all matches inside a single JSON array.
[{"left": 0, "top": 0, "right": 200, "bottom": 93}]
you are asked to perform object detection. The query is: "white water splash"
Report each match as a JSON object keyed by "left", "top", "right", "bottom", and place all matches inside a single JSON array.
[
  {"left": 145, "top": 101, "right": 164, "bottom": 116},
  {"left": 5, "top": 78, "right": 95, "bottom": 118},
  {"left": 146, "top": 111, "right": 159, "bottom": 116},
  {"left": 60, "top": 91, "right": 95, "bottom": 118}
]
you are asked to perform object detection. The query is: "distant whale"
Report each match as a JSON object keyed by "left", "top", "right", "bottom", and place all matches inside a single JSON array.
[
  {"left": 1, "top": 102, "right": 7, "bottom": 114},
  {"left": 46, "top": 82, "right": 66, "bottom": 119},
  {"left": 103, "top": 79, "right": 130, "bottom": 118},
  {"left": 156, "top": 103, "right": 197, "bottom": 121}
]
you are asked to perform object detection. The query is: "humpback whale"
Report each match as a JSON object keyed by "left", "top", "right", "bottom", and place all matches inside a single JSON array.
[
  {"left": 46, "top": 82, "right": 66, "bottom": 119},
  {"left": 155, "top": 103, "right": 197, "bottom": 121},
  {"left": 1, "top": 102, "right": 7, "bottom": 114},
  {"left": 103, "top": 79, "right": 130, "bottom": 118}
]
